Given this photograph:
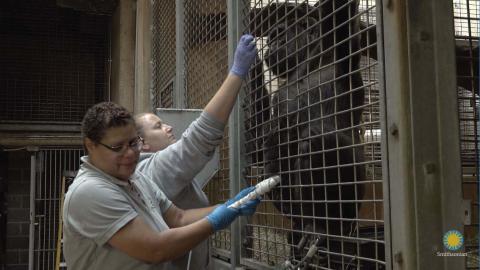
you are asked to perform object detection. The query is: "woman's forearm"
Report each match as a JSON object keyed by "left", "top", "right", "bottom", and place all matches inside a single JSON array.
[{"left": 203, "top": 73, "right": 243, "bottom": 124}]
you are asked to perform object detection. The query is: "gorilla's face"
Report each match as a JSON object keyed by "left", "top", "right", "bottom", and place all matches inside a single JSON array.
[{"left": 265, "top": 16, "right": 319, "bottom": 78}]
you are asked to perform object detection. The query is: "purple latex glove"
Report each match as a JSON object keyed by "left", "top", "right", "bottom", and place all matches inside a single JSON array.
[{"left": 230, "top": 34, "right": 257, "bottom": 78}]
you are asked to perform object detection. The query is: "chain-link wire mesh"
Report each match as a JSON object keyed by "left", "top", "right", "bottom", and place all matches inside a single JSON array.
[
  {"left": 183, "top": 0, "right": 232, "bottom": 254},
  {"left": 453, "top": 0, "right": 479, "bottom": 268},
  {"left": 151, "top": 0, "right": 176, "bottom": 109},
  {"left": 242, "top": 0, "right": 384, "bottom": 269},
  {"left": 160, "top": 79, "right": 175, "bottom": 109},
  {"left": 0, "top": 0, "right": 109, "bottom": 123}
]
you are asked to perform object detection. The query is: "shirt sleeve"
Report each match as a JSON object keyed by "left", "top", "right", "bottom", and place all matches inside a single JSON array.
[
  {"left": 154, "top": 188, "right": 173, "bottom": 213},
  {"left": 64, "top": 179, "right": 138, "bottom": 246},
  {"left": 139, "top": 111, "right": 225, "bottom": 199}
]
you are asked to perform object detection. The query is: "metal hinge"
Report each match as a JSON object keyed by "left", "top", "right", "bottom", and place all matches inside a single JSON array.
[{"left": 462, "top": 200, "right": 471, "bottom": 225}]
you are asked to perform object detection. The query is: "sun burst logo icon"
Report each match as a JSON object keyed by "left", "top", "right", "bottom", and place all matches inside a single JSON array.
[{"left": 443, "top": 230, "right": 463, "bottom": 251}]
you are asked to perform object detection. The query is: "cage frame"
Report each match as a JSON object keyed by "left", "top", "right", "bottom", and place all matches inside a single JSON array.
[{"left": 380, "top": 0, "right": 464, "bottom": 269}]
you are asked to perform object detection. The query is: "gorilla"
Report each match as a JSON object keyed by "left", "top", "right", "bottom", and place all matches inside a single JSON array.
[
  {"left": 248, "top": 1, "right": 367, "bottom": 268},
  {"left": 245, "top": 1, "right": 473, "bottom": 268}
]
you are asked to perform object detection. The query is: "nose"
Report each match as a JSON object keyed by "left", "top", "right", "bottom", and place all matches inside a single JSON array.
[
  {"left": 122, "top": 144, "right": 140, "bottom": 158},
  {"left": 165, "top": 124, "right": 173, "bottom": 133}
]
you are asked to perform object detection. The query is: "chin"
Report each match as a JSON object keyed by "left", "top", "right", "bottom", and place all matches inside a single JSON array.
[
  {"left": 117, "top": 166, "right": 136, "bottom": 180},
  {"left": 118, "top": 172, "right": 133, "bottom": 181}
]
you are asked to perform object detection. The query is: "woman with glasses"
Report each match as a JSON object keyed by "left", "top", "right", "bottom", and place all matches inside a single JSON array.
[{"left": 62, "top": 34, "right": 259, "bottom": 270}]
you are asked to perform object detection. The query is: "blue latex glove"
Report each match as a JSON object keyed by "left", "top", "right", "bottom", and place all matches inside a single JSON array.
[
  {"left": 230, "top": 34, "right": 257, "bottom": 78},
  {"left": 206, "top": 204, "right": 239, "bottom": 232},
  {"left": 225, "top": 186, "right": 255, "bottom": 206},
  {"left": 206, "top": 187, "right": 262, "bottom": 231},
  {"left": 226, "top": 186, "right": 261, "bottom": 216},
  {"left": 235, "top": 197, "right": 261, "bottom": 216}
]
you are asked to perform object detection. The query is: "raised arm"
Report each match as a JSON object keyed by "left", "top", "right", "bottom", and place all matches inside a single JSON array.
[
  {"left": 138, "top": 35, "right": 257, "bottom": 198},
  {"left": 204, "top": 34, "right": 257, "bottom": 124}
]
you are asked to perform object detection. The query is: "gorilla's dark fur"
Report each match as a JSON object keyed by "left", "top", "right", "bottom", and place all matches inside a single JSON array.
[
  {"left": 244, "top": 55, "right": 270, "bottom": 165},
  {"left": 244, "top": 1, "right": 474, "bottom": 268},
  {"left": 248, "top": 1, "right": 366, "bottom": 267}
]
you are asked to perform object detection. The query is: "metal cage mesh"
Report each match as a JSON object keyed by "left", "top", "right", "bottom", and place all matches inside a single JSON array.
[
  {"left": 453, "top": 0, "right": 479, "bottom": 268},
  {"left": 242, "top": 0, "right": 384, "bottom": 269},
  {"left": 183, "top": 0, "right": 232, "bottom": 253},
  {"left": 149, "top": 0, "right": 478, "bottom": 268},
  {"left": 0, "top": 0, "right": 109, "bottom": 123},
  {"left": 151, "top": 0, "right": 176, "bottom": 109}
]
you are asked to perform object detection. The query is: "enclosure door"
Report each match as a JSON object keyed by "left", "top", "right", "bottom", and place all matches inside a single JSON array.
[{"left": 30, "top": 148, "right": 83, "bottom": 270}]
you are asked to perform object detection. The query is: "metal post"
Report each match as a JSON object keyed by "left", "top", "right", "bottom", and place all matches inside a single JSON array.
[
  {"left": 28, "top": 152, "right": 37, "bottom": 270},
  {"left": 380, "top": 0, "right": 464, "bottom": 269},
  {"left": 376, "top": 0, "right": 392, "bottom": 269},
  {"left": 228, "top": 0, "right": 248, "bottom": 268},
  {"left": 227, "top": 0, "right": 240, "bottom": 268},
  {"left": 175, "top": 0, "right": 186, "bottom": 108}
]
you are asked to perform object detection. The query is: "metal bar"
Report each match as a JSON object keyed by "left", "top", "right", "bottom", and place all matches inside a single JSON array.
[
  {"left": 0, "top": 123, "right": 81, "bottom": 131},
  {"left": 52, "top": 151, "right": 59, "bottom": 270},
  {"left": 44, "top": 151, "right": 49, "bottom": 269},
  {"left": 240, "top": 257, "right": 276, "bottom": 270},
  {"left": 175, "top": 0, "right": 186, "bottom": 108},
  {"left": 0, "top": 135, "right": 82, "bottom": 147},
  {"left": 36, "top": 151, "right": 42, "bottom": 270},
  {"left": 51, "top": 150, "right": 57, "bottom": 269},
  {"left": 227, "top": 0, "right": 241, "bottom": 268},
  {"left": 212, "top": 247, "right": 231, "bottom": 262},
  {"left": 28, "top": 152, "right": 37, "bottom": 270},
  {"left": 376, "top": 0, "right": 393, "bottom": 269},
  {"left": 107, "top": 19, "right": 112, "bottom": 102},
  {"left": 211, "top": 256, "right": 234, "bottom": 270},
  {"left": 44, "top": 149, "right": 48, "bottom": 270},
  {"left": 48, "top": 150, "right": 52, "bottom": 269}
]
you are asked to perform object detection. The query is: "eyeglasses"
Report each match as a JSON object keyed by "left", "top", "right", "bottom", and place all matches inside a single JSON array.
[{"left": 98, "top": 136, "right": 144, "bottom": 155}]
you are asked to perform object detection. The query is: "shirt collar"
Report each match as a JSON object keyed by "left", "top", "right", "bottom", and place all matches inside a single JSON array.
[
  {"left": 138, "top": 152, "right": 154, "bottom": 163},
  {"left": 80, "top": 155, "right": 132, "bottom": 186}
]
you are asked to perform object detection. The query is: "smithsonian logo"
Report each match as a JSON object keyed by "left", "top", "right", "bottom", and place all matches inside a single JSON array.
[{"left": 436, "top": 230, "right": 467, "bottom": 257}]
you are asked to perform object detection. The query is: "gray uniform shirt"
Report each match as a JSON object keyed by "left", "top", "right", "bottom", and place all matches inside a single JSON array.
[
  {"left": 137, "top": 113, "right": 224, "bottom": 270},
  {"left": 63, "top": 112, "right": 225, "bottom": 270},
  {"left": 137, "top": 157, "right": 210, "bottom": 270}
]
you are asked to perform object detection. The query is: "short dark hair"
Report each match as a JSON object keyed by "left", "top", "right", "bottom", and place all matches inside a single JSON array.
[
  {"left": 81, "top": 102, "right": 134, "bottom": 143},
  {"left": 134, "top": 112, "right": 154, "bottom": 138}
]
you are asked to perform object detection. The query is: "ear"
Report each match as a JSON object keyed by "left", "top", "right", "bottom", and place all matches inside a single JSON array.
[
  {"left": 84, "top": 138, "right": 96, "bottom": 153},
  {"left": 142, "top": 143, "right": 151, "bottom": 152}
]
